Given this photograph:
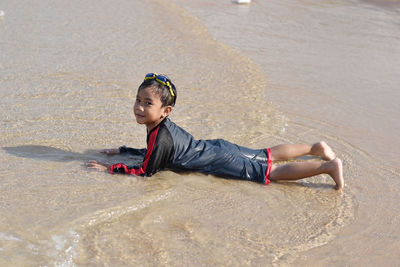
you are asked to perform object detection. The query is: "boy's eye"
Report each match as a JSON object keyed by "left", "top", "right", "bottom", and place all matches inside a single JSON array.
[{"left": 135, "top": 98, "right": 152, "bottom": 106}]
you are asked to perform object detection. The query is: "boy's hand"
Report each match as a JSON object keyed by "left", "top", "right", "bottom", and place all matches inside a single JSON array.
[
  {"left": 86, "top": 160, "right": 109, "bottom": 172},
  {"left": 100, "top": 148, "right": 120, "bottom": 155}
]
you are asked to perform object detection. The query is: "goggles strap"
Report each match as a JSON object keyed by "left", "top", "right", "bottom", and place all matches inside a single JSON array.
[{"left": 145, "top": 73, "right": 175, "bottom": 103}]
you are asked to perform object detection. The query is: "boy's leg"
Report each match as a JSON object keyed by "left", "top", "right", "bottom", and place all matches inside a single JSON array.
[
  {"left": 269, "top": 141, "right": 336, "bottom": 161},
  {"left": 269, "top": 158, "right": 344, "bottom": 189}
]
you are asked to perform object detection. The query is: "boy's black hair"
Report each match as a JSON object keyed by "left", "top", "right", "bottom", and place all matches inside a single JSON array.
[{"left": 138, "top": 77, "right": 177, "bottom": 107}]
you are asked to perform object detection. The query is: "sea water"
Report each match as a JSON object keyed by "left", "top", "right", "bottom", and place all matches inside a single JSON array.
[{"left": 0, "top": 0, "right": 399, "bottom": 265}]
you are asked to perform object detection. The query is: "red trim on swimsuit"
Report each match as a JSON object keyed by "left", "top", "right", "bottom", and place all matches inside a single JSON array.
[
  {"left": 110, "top": 126, "right": 160, "bottom": 176},
  {"left": 265, "top": 148, "right": 272, "bottom": 185},
  {"left": 109, "top": 163, "right": 128, "bottom": 174}
]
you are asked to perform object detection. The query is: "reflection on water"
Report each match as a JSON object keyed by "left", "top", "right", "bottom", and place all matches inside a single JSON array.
[
  {"left": 3, "top": 145, "right": 145, "bottom": 165},
  {"left": 4, "top": 145, "right": 98, "bottom": 162}
]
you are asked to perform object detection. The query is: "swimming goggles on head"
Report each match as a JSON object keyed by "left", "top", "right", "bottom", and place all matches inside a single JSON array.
[{"left": 144, "top": 73, "right": 175, "bottom": 104}]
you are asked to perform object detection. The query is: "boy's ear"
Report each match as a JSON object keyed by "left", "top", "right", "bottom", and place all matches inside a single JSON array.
[{"left": 162, "top": 105, "right": 173, "bottom": 118}]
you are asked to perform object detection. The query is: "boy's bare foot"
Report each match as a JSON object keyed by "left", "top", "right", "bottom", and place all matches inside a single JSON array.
[
  {"left": 312, "top": 141, "right": 336, "bottom": 161},
  {"left": 328, "top": 158, "right": 344, "bottom": 190}
]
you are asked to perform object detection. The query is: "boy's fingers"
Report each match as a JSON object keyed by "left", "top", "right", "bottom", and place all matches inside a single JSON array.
[
  {"left": 87, "top": 160, "right": 108, "bottom": 167},
  {"left": 100, "top": 149, "right": 116, "bottom": 155},
  {"left": 86, "top": 161, "right": 101, "bottom": 168},
  {"left": 87, "top": 164, "right": 104, "bottom": 170},
  {"left": 86, "top": 160, "right": 109, "bottom": 173}
]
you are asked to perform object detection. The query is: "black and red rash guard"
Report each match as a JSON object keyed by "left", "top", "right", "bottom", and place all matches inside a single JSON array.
[{"left": 110, "top": 118, "right": 272, "bottom": 184}]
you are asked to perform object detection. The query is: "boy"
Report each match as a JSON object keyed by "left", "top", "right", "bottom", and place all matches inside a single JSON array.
[{"left": 87, "top": 73, "right": 344, "bottom": 189}]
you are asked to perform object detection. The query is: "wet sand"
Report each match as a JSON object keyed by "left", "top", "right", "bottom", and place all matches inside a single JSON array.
[{"left": 0, "top": 0, "right": 399, "bottom": 265}]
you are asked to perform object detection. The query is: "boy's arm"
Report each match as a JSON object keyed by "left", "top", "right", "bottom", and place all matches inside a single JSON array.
[
  {"left": 109, "top": 141, "right": 173, "bottom": 176},
  {"left": 119, "top": 146, "right": 147, "bottom": 157},
  {"left": 100, "top": 148, "right": 120, "bottom": 155},
  {"left": 87, "top": 160, "right": 142, "bottom": 175},
  {"left": 110, "top": 127, "right": 174, "bottom": 176},
  {"left": 100, "top": 146, "right": 147, "bottom": 157}
]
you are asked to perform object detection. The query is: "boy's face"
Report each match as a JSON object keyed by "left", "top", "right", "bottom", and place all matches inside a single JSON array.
[{"left": 134, "top": 86, "right": 172, "bottom": 131}]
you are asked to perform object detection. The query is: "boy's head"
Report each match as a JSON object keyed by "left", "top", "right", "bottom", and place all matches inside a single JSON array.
[
  {"left": 138, "top": 73, "right": 177, "bottom": 107},
  {"left": 134, "top": 73, "right": 177, "bottom": 130}
]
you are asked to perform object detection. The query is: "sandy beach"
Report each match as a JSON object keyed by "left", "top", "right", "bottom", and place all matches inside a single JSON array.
[{"left": 0, "top": 0, "right": 399, "bottom": 265}]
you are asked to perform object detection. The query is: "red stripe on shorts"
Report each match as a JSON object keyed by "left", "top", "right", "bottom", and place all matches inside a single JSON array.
[{"left": 265, "top": 148, "right": 272, "bottom": 185}]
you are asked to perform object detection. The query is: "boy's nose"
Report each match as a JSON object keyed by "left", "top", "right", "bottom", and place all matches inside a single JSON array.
[{"left": 134, "top": 104, "right": 144, "bottom": 112}]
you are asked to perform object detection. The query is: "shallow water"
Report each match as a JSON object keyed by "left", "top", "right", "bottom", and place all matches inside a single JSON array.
[{"left": 0, "top": 0, "right": 399, "bottom": 265}]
